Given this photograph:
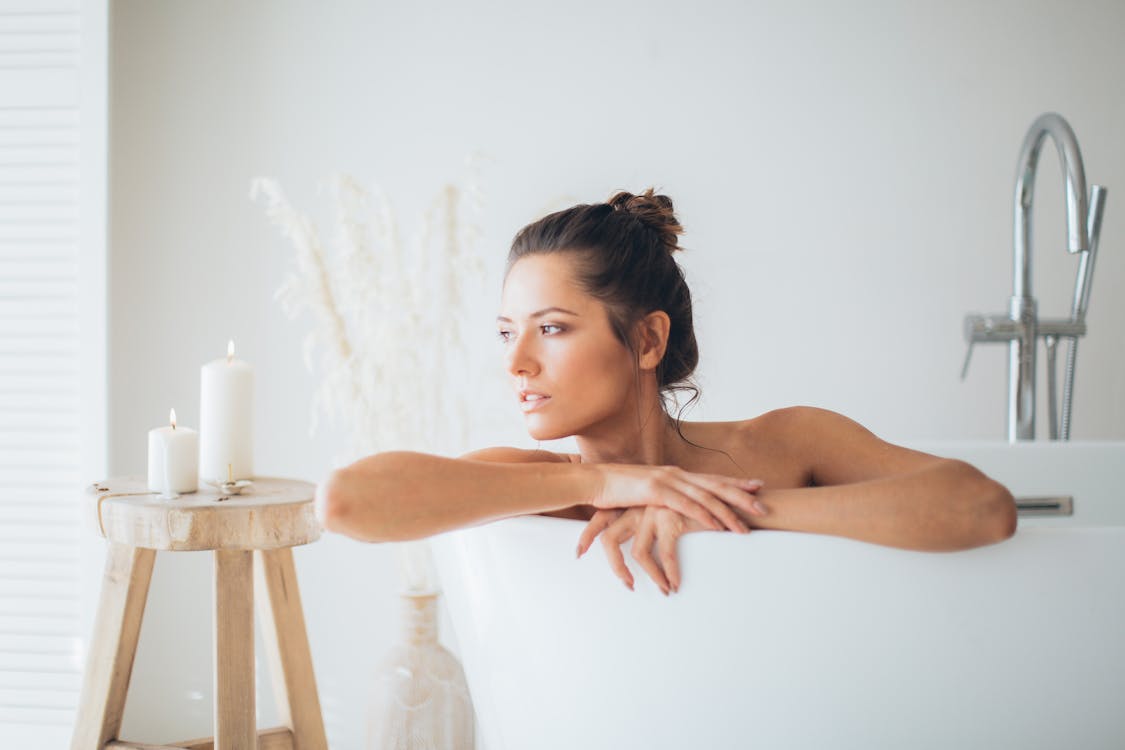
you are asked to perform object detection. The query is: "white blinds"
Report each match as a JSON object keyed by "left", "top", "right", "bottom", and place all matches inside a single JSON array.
[{"left": 0, "top": 1, "right": 92, "bottom": 744}]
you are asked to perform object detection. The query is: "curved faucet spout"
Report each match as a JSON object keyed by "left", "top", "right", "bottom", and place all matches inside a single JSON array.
[
  {"left": 967, "top": 113, "right": 1103, "bottom": 442},
  {"left": 1013, "top": 113, "right": 1089, "bottom": 298}
]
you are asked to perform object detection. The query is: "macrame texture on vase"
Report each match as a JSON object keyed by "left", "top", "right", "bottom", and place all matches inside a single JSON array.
[{"left": 366, "top": 592, "right": 474, "bottom": 750}]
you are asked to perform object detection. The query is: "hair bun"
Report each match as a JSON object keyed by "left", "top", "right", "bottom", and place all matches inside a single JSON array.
[{"left": 607, "top": 187, "right": 685, "bottom": 253}]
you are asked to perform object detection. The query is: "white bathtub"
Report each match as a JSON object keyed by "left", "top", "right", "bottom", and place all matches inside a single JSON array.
[{"left": 429, "top": 441, "right": 1125, "bottom": 750}]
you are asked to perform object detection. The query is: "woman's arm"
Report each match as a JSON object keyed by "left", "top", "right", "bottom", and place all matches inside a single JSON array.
[
  {"left": 317, "top": 447, "right": 762, "bottom": 544},
  {"left": 735, "top": 407, "right": 1018, "bottom": 552},
  {"left": 317, "top": 449, "right": 600, "bottom": 543}
]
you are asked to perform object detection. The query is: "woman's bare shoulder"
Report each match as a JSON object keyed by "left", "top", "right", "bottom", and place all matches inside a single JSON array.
[
  {"left": 674, "top": 411, "right": 801, "bottom": 446},
  {"left": 676, "top": 409, "right": 828, "bottom": 487},
  {"left": 726, "top": 405, "right": 847, "bottom": 437},
  {"left": 730, "top": 406, "right": 947, "bottom": 485},
  {"left": 459, "top": 446, "right": 574, "bottom": 464},
  {"left": 716, "top": 406, "right": 887, "bottom": 462}
]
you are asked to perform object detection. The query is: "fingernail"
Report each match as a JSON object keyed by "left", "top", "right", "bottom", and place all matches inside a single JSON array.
[
  {"left": 576, "top": 545, "right": 582, "bottom": 558},
  {"left": 753, "top": 500, "right": 768, "bottom": 515},
  {"left": 744, "top": 479, "right": 764, "bottom": 487}
]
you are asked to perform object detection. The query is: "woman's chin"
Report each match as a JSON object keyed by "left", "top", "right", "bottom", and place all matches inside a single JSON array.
[
  {"left": 523, "top": 418, "right": 569, "bottom": 442},
  {"left": 526, "top": 428, "right": 566, "bottom": 442}
]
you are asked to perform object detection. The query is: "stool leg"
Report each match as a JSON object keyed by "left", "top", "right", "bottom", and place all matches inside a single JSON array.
[
  {"left": 214, "top": 549, "right": 256, "bottom": 750},
  {"left": 70, "top": 543, "right": 156, "bottom": 750},
  {"left": 254, "top": 547, "right": 329, "bottom": 750}
]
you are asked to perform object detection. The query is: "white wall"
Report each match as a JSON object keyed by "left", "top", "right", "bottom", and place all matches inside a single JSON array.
[{"left": 106, "top": 0, "right": 1125, "bottom": 747}]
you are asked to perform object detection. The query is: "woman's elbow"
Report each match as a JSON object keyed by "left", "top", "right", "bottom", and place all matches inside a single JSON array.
[
  {"left": 315, "top": 469, "right": 352, "bottom": 535},
  {"left": 953, "top": 460, "right": 1017, "bottom": 544},
  {"left": 315, "top": 467, "right": 395, "bottom": 543},
  {"left": 988, "top": 479, "right": 1018, "bottom": 542}
]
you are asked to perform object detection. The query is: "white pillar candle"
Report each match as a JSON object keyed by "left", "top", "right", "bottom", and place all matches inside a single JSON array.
[
  {"left": 199, "top": 339, "right": 255, "bottom": 484},
  {"left": 147, "top": 408, "right": 199, "bottom": 496}
]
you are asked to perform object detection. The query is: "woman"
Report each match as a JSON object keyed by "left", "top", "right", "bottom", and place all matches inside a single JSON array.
[{"left": 316, "top": 188, "right": 1017, "bottom": 596}]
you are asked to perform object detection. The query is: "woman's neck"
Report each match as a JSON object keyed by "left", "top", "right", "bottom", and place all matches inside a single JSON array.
[{"left": 574, "top": 400, "right": 687, "bottom": 466}]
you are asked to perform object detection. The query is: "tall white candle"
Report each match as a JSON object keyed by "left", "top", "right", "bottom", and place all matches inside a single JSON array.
[
  {"left": 147, "top": 408, "right": 199, "bottom": 496},
  {"left": 199, "top": 339, "right": 254, "bottom": 483}
]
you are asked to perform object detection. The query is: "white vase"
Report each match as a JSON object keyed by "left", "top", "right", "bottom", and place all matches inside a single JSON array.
[{"left": 366, "top": 590, "right": 475, "bottom": 750}]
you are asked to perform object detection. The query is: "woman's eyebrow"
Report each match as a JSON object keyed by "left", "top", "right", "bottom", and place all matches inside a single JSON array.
[{"left": 496, "top": 307, "right": 580, "bottom": 323}]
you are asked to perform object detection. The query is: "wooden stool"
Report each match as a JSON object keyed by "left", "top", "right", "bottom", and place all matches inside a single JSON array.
[{"left": 70, "top": 476, "right": 329, "bottom": 750}]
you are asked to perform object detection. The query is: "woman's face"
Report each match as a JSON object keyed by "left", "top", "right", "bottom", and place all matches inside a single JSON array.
[{"left": 498, "top": 252, "right": 638, "bottom": 441}]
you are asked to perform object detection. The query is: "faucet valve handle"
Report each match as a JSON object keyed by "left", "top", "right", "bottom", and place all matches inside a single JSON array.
[
  {"left": 961, "top": 313, "right": 1022, "bottom": 381},
  {"left": 964, "top": 313, "right": 1022, "bottom": 343},
  {"left": 960, "top": 340, "right": 975, "bottom": 381}
]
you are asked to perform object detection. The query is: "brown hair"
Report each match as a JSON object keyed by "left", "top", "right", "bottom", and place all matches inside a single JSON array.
[{"left": 506, "top": 187, "right": 702, "bottom": 435}]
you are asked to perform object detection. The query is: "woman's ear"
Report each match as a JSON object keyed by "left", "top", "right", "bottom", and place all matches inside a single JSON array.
[{"left": 634, "top": 311, "right": 671, "bottom": 372}]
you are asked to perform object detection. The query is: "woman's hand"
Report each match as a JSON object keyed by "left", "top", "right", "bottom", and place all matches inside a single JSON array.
[
  {"left": 590, "top": 463, "right": 766, "bottom": 533},
  {"left": 575, "top": 503, "right": 761, "bottom": 595}
]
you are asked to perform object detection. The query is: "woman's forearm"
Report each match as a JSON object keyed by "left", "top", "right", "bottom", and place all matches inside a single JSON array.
[
  {"left": 741, "top": 459, "right": 1017, "bottom": 552},
  {"left": 318, "top": 451, "right": 600, "bottom": 543}
]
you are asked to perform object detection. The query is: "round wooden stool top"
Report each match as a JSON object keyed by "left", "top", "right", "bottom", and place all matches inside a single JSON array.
[{"left": 86, "top": 476, "right": 322, "bottom": 551}]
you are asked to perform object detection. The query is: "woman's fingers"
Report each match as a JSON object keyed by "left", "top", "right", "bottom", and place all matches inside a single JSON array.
[
  {"left": 686, "top": 473, "right": 767, "bottom": 518},
  {"left": 630, "top": 511, "right": 671, "bottom": 596},
  {"left": 650, "top": 468, "right": 765, "bottom": 531},
  {"left": 594, "top": 464, "right": 766, "bottom": 529},
  {"left": 577, "top": 509, "right": 621, "bottom": 558},
  {"left": 656, "top": 485, "right": 722, "bottom": 530},
  {"left": 670, "top": 478, "right": 751, "bottom": 533},
  {"left": 580, "top": 507, "right": 690, "bottom": 596},
  {"left": 656, "top": 519, "right": 682, "bottom": 593},
  {"left": 703, "top": 473, "right": 765, "bottom": 492},
  {"left": 600, "top": 516, "right": 637, "bottom": 590}
]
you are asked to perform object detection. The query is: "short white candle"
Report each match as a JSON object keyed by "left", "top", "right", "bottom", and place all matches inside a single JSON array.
[
  {"left": 199, "top": 339, "right": 254, "bottom": 484},
  {"left": 147, "top": 408, "right": 199, "bottom": 496}
]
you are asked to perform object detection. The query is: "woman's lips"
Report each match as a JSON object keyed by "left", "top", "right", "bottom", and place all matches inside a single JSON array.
[{"left": 520, "top": 394, "right": 551, "bottom": 413}]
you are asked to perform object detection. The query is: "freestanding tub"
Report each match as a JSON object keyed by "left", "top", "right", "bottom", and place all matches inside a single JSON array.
[{"left": 429, "top": 441, "right": 1125, "bottom": 750}]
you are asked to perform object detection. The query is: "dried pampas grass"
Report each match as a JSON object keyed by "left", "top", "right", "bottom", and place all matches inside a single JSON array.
[{"left": 251, "top": 153, "right": 490, "bottom": 591}]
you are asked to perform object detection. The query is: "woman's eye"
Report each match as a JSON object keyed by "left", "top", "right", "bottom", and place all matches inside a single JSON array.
[{"left": 497, "top": 324, "right": 562, "bottom": 343}]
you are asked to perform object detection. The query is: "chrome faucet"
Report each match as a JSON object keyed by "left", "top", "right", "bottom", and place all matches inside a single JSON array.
[{"left": 962, "top": 112, "right": 1107, "bottom": 441}]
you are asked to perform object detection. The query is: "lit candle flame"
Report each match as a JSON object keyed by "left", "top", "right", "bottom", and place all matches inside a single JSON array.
[
  {"left": 169, "top": 408, "right": 177, "bottom": 429},
  {"left": 227, "top": 339, "right": 235, "bottom": 364}
]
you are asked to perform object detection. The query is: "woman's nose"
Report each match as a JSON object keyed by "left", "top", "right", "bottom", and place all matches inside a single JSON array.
[{"left": 505, "top": 333, "right": 539, "bottom": 377}]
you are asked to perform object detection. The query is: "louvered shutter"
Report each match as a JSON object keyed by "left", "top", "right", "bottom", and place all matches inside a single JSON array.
[{"left": 0, "top": 1, "right": 104, "bottom": 746}]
